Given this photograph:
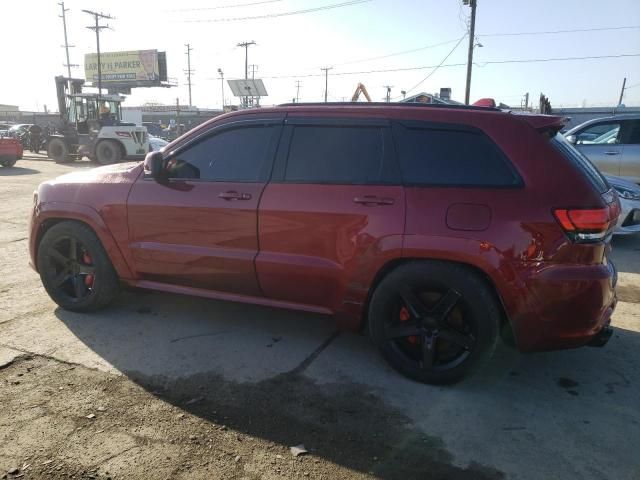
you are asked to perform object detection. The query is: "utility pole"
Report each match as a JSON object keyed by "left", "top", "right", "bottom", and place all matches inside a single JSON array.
[
  {"left": 618, "top": 77, "right": 627, "bottom": 106},
  {"left": 82, "top": 9, "right": 113, "bottom": 98},
  {"left": 184, "top": 43, "right": 194, "bottom": 107},
  {"left": 321, "top": 67, "right": 332, "bottom": 103},
  {"left": 524, "top": 92, "right": 529, "bottom": 111},
  {"left": 463, "top": 0, "right": 477, "bottom": 105},
  {"left": 295, "top": 80, "right": 302, "bottom": 103},
  {"left": 217, "top": 68, "right": 225, "bottom": 109},
  {"left": 401, "top": 90, "right": 406, "bottom": 100},
  {"left": 249, "top": 64, "right": 258, "bottom": 80},
  {"left": 175, "top": 97, "right": 181, "bottom": 139},
  {"left": 384, "top": 85, "right": 393, "bottom": 102},
  {"left": 58, "top": 2, "right": 77, "bottom": 82},
  {"left": 237, "top": 41, "right": 256, "bottom": 107}
]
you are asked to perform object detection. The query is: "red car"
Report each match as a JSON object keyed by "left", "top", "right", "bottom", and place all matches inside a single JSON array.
[
  {"left": 29, "top": 103, "right": 619, "bottom": 384},
  {"left": 0, "top": 136, "right": 23, "bottom": 167}
]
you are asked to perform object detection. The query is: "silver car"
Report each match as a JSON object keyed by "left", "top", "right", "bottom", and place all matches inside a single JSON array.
[
  {"left": 605, "top": 174, "right": 640, "bottom": 235},
  {"left": 565, "top": 114, "right": 640, "bottom": 183}
]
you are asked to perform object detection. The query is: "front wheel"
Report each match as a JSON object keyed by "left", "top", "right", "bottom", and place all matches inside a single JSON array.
[
  {"left": 0, "top": 157, "right": 17, "bottom": 167},
  {"left": 48, "top": 138, "right": 71, "bottom": 163},
  {"left": 37, "top": 221, "right": 120, "bottom": 312},
  {"left": 368, "top": 261, "right": 500, "bottom": 384},
  {"left": 95, "top": 140, "right": 122, "bottom": 165}
]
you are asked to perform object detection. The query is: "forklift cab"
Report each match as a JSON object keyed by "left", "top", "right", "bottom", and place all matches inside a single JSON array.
[{"left": 65, "top": 94, "right": 122, "bottom": 134}]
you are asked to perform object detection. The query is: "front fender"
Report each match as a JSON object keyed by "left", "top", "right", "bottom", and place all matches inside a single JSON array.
[{"left": 30, "top": 201, "right": 133, "bottom": 280}]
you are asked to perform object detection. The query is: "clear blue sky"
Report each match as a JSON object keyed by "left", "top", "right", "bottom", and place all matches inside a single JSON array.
[{"left": 2, "top": 0, "right": 639, "bottom": 110}]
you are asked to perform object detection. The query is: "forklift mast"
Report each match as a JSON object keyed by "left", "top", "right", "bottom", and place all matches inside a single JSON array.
[{"left": 54, "top": 76, "right": 85, "bottom": 124}]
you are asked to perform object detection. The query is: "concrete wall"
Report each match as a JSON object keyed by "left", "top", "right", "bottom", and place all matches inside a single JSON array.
[{"left": 553, "top": 106, "right": 640, "bottom": 130}]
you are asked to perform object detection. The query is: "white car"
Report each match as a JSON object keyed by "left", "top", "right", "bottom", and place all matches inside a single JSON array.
[
  {"left": 605, "top": 174, "right": 640, "bottom": 235},
  {"left": 148, "top": 136, "right": 169, "bottom": 152}
]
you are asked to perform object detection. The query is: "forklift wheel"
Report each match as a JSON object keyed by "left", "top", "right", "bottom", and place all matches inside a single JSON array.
[
  {"left": 96, "top": 140, "right": 122, "bottom": 165},
  {"left": 48, "top": 138, "right": 72, "bottom": 163}
]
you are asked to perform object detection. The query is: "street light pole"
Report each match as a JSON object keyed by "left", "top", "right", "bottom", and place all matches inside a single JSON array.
[
  {"left": 463, "top": 0, "right": 477, "bottom": 105},
  {"left": 218, "top": 68, "right": 225, "bottom": 109},
  {"left": 321, "top": 67, "right": 332, "bottom": 103}
]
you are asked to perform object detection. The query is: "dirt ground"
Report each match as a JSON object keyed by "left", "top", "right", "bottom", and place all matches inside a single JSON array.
[{"left": 1, "top": 155, "right": 639, "bottom": 480}]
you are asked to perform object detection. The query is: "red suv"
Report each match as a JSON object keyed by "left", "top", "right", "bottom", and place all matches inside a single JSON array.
[{"left": 29, "top": 104, "right": 619, "bottom": 384}]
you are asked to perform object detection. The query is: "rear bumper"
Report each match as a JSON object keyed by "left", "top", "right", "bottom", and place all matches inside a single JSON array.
[{"left": 510, "top": 259, "right": 617, "bottom": 352}]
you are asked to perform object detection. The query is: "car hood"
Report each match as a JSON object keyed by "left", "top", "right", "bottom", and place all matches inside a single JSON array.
[
  {"left": 604, "top": 174, "right": 640, "bottom": 191},
  {"left": 37, "top": 162, "right": 143, "bottom": 206}
]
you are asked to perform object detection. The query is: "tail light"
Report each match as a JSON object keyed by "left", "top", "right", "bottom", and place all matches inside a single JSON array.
[{"left": 553, "top": 202, "right": 619, "bottom": 243}]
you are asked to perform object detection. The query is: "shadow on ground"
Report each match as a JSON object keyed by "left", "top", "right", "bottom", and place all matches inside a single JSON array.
[
  {"left": 0, "top": 166, "right": 40, "bottom": 176},
  {"left": 53, "top": 287, "right": 640, "bottom": 479}
]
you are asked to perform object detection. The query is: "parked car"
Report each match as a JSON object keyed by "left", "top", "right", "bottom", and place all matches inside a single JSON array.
[
  {"left": 565, "top": 114, "right": 640, "bottom": 183},
  {"left": 0, "top": 136, "right": 23, "bottom": 167},
  {"left": 148, "top": 135, "right": 169, "bottom": 152},
  {"left": 605, "top": 174, "right": 640, "bottom": 235},
  {"left": 29, "top": 103, "right": 620, "bottom": 384}
]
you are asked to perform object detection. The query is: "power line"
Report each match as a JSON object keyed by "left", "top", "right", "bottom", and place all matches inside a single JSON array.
[
  {"left": 625, "top": 82, "right": 640, "bottom": 89},
  {"left": 396, "top": 34, "right": 467, "bottom": 99},
  {"left": 334, "top": 38, "right": 462, "bottom": 67},
  {"left": 481, "top": 25, "right": 640, "bottom": 37},
  {"left": 254, "top": 52, "right": 640, "bottom": 80},
  {"left": 180, "top": 0, "right": 371, "bottom": 23},
  {"left": 171, "top": 0, "right": 284, "bottom": 11}
]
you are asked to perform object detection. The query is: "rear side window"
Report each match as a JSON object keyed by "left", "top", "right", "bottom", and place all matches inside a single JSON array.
[
  {"left": 392, "top": 124, "right": 521, "bottom": 187},
  {"left": 552, "top": 134, "right": 609, "bottom": 193},
  {"left": 284, "top": 126, "right": 394, "bottom": 184},
  {"left": 623, "top": 120, "right": 640, "bottom": 144}
]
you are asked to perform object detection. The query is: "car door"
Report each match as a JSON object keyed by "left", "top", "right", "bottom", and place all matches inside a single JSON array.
[
  {"left": 573, "top": 121, "right": 623, "bottom": 176},
  {"left": 619, "top": 119, "right": 640, "bottom": 182},
  {"left": 126, "top": 117, "right": 283, "bottom": 296},
  {"left": 255, "top": 118, "right": 405, "bottom": 313}
]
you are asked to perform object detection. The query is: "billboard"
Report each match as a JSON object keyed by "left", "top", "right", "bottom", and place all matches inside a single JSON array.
[{"left": 84, "top": 50, "right": 167, "bottom": 86}]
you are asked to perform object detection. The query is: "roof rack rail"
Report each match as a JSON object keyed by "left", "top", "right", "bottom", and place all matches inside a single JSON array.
[{"left": 277, "top": 101, "right": 501, "bottom": 112}]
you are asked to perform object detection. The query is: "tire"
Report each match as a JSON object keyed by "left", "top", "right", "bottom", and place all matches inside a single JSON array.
[
  {"left": 48, "top": 138, "right": 71, "bottom": 163},
  {"left": 37, "top": 221, "right": 120, "bottom": 312},
  {"left": 0, "top": 157, "right": 17, "bottom": 167},
  {"left": 95, "top": 140, "right": 122, "bottom": 165},
  {"left": 368, "top": 261, "right": 500, "bottom": 384}
]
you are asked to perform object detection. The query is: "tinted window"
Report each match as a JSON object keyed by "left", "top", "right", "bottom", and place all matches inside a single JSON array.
[
  {"left": 575, "top": 122, "right": 621, "bottom": 145},
  {"left": 285, "top": 126, "right": 392, "bottom": 184},
  {"left": 393, "top": 125, "right": 520, "bottom": 187},
  {"left": 552, "top": 134, "right": 608, "bottom": 193},
  {"left": 624, "top": 120, "right": 640, "bottom": 144},
  {"left": 166, "top": 126, "right": 276, "bottom": 181}
]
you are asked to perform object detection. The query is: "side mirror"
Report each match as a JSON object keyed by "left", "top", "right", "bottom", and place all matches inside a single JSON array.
[
  {"left": 565, "top": 134, "right": 577, "bottom": 144},
  {"left": 144, "top": 151, "right": 165, "bottom": 179}
]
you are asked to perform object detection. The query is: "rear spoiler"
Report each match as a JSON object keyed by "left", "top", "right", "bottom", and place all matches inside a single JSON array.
[{"left": 516, "top": 114, "right": 568, "bottom": 136}]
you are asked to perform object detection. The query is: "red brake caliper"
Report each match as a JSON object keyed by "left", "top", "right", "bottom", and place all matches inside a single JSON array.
[
  {"left": 82, "top": 252, "right": 94, "bottom": 288},
  {"left": 399, "top": 306, "right": 418, "bottom": 345}
]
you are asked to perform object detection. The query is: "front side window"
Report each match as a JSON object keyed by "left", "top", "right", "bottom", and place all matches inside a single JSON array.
[
  {"left": 575, "top": 122, "right": 621, "bottom": 145},
  {"left": 165, "top": 126, "right": 276, "bottom": 182},
  {"left": 392, "top": 124, "right": 520, "bottom": 187},
  {"left": 284, "top": 126, "right": 393, "bottom": 184}
]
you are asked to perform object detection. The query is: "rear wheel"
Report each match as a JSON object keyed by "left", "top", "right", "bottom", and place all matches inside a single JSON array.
[
  {"left": 37, "top": 221, "right": 120, "bottom": 312},
  {"left": 95, "top": 140, "right": 122, "bottom": 165},
  {"left": 368, "top": 261, "right": 500, "bottom": 384},
  {"left": 48, "top": 138, "right": 72, "bottom": 163}
]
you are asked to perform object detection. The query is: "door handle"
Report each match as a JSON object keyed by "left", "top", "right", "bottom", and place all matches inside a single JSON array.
[
  {"left": 353, "top": 195, "right": 395, "bottom": 206},
  {"left": 218, "top": 190, "right": 252, "bottom": 200},
  {"left": 605, "top": 151, "right": 620, "bottom": 156}
]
